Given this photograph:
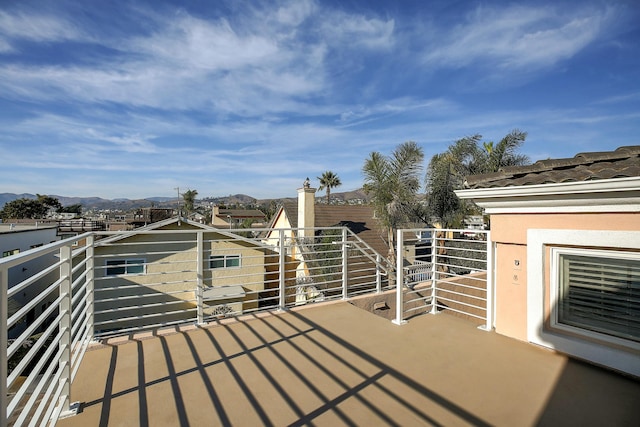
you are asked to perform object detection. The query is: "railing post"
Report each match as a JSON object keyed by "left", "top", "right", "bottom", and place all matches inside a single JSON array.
[
  {"left": 58, "top": 245, "right": 73, "bottom": 416},
  {"left": 376, "top": 254, "right": 382, "bottom": 293},
  {"left": 342, "top": 228, "right": 348, "bottom": 300},
  {"left": 392, "top": 229, "right": 406, "bottom": 325},
  {"left": 196, "top": 231, "right": 204, "bottom": 325},
  {"left": 278, "top": 229, "right": 286, "bottom": 310},
  {"left": 1, "top": 267, "right": 8, "bottom": 427},
  {"left": 430, "top": 229, "right": 438, "bottom": 315},
  {"left": 480, "top": 231, "right": 494, "bottom": 331},
  {"left": 86, "top": 235, "right": 95, "bottom": 340}
]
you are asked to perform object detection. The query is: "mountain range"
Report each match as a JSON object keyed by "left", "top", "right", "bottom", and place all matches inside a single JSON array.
[{"left": 0, "top": 190, "right": 370, "bottom": 211}]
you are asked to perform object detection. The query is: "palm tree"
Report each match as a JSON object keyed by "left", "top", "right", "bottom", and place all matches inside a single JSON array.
[
  {"left": 425, "top": 130, "right": 529, "bottom": 227},
  {"left": 317, "top": 171, "right": 342, "bottom": 204},
  {"left": 479, "top": 129, "right": 529, "bottom": 173},
  {"left": 362, "top": 141, "right": 425, "bottom": 261},
  {"left": 182, "top": 189, "right": 198, "bottom": 215}
]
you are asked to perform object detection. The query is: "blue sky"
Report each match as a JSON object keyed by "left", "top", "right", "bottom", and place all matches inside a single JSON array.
[{"left": 1, "top": 0, "right": 639, "bottom": 200}]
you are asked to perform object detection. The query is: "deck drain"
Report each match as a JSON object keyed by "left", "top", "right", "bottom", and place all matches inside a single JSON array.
[{"left": 373, "top": 302, "right": 389, "bottom": 311}]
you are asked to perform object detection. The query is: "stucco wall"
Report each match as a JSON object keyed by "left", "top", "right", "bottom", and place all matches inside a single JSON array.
[
  {"left": 495, "top": 243, "right": 527, "bottom": 340},
  {"left": 491, "top": 213, "right": 639, "bottom": 245},
  {"left": 490, "top": 212, "right": 639, "bottom": 342}
]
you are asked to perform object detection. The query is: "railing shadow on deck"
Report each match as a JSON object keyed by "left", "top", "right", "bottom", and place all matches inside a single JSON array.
[{"left": 67, "top": 307, "right": 493, "bottom": 427}]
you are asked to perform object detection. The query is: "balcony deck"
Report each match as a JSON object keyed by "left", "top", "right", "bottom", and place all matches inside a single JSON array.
[{"left": 57, "top": 302, "right": 640, "bottom": 427}]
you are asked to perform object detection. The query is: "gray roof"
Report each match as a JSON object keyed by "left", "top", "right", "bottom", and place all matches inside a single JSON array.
[{"left": 464, "top": 146, "right": 640, "bottom": 189}]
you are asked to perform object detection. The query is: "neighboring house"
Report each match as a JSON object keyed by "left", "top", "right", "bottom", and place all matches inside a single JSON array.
[
  {"left": 456, "top": 145, "right": 640, "bottom": 377},
  {"left": 57, "top": 218, "right": 107, "bottom": 241},
  {"left": 93, "top": 216, "right": 275, "bottom": 332},
  {"left": 129, "top": 208, "right": 174, "bottom": 228},
  {"left": 211, "top": 205, "right": 267, "bottom": 228},
  {"left": 0, "top": 223, "right": 60, "bottom": 338},
  {"left": 263, "top": 183, "right": 389, "bottom": 303},
  {"left": 266, "top": 185, "right": 388, "bottom": 256}
]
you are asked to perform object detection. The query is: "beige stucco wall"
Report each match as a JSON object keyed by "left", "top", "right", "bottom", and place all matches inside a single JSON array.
[
  {"left": 491, "top": 213, "right": 639, "bottom": 245},
  {"left": 94, "top": 227, "right": 267, "bottom": 330},
  {"left": 490, "top": 212, "right": 639, "bottom": 342},
  {"left": 495, "top": 243, "right": 528, "bottom": 341}
]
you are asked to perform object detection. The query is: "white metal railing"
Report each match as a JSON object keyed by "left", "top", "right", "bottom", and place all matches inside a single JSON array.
[
  {"left": 393, "top": 228, "right": 491, "bottom": 329},
  {"left": 2, "top": 233, "right": 95, "bottom": 427},
  {"left": 2, "top": 226, "right": 392, "bottom": 426},
  {"left": 2, "top": 224, "right": 489, "bottom": 426}
]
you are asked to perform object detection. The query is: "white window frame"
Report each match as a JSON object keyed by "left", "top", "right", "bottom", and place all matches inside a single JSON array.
[
  {"left": 210, "top": 254, "right": 241, "bottom": 269},
  {"left": 549, "top": 246, "right": 640, "bottom": 351},
  {"left": 527, "top": 229, "right": 640, "bottom": 377},
  {"left": 105, "top": 258, "right": 146, "bottom": 276}
]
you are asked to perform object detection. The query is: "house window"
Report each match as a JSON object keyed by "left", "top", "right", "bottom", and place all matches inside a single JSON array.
[
  {"left": 106, "top": 259, "right": 146, "bottom": 276},
  {"left": 552, "top": 248, "right": 640, "bottom": 345},
  {"left": 2, "top": 249, "right": 19, "bottom": 257},
  {"left": 210, "top": 255, "right": 241, "bottom": 269}
]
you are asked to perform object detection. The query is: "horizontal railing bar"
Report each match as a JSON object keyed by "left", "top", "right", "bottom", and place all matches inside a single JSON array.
[
  {"left": 94, "top": 299, "right": 196, "bottom": 316},
  {"left": 94, "top": 306, "right": 197, "bottom": 326},
  {"left": 432, "top": 276, "right": 487, "bottom": 289},
  {"left": 98, "top": 239, "right": 196, "bottom": 247},
  {"left": 96, "top": 290, "right": 194, "bottom": 303},
  {"left": 0, "top": 232, "right": 92, "bottom": 270},
  {"left": 433, "top": 255, "right": 487, "bottom": 266},
  {"left": 95, "top": 249, "right": 198, "bottom": 259},
  {"left": 435, "top": 295, "right": 487, "bottom": 311},
  {"left": 31, "top": 358, "right": 66, "bottom": 427},
  {"left": 7, "top": 292, "right": 63, "bottom": 350},
  {"left": 8, "top": 277, "right": 60, "bottom": 328},
  {"left": 405, "top": 304, "right": 433, "bottom": 314},
  {"left": 71, "top": 254, "right": 90, "bottom": 274},
  {"left": 7, "top": 258, "right": 62, "bottom": 299},
  {"left": 433, "top": 304, "right": 486, "bottom": 320},
  {"left": 8, "top": 327, "right": 65, "bottom": 417},
  {"left": 11, "top": 351, "right": 62, "bottom": 426},
  {"left": 71, "top": 330, "right": 93, "bottom": 382},
  {"left": 71, "top": 293, "right": 90, "bottom": 325},
  {"left": 94, "top": 279, "right": 197, "bottom": 290},
  {"left": 435, "top": 287, "right": 487, "bottom": 300},
  {"left": 7, "top": 311, "right": 63, "bottom": 389}
]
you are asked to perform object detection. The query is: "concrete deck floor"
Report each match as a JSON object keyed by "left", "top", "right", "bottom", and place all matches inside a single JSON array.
[{"left": 57, "top": 302, "right": 640, "bottom": 427}]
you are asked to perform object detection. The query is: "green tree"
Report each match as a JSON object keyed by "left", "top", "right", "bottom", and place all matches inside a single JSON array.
[
  {"left": 182, "top": 189, "right": 198, "bottom": 214},
  {"left": 317, "top": 171, "right": 342, "bottom": 204},
  {"left": 362, "top": 141, "right": 425, "bottom": 261},
  {"left": 0, "top": 195, "right": 62, "bottom": 220},
  {"left": 425, "top": 130, "right": 529, "bottom": 227},
  {"left": 36, "top": 194, "right": 62, "bottom": 212}
]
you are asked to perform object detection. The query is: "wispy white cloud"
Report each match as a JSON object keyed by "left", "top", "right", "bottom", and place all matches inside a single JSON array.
[
  {"left": 0, "top": 1, "right": 399, "bottom": 117},
  {"left": 319, "top": 11, "right": 395, "bottom": 50},
  {"left": 0, "top": 9, "right": 85, "bottom": 48},
  {"left": 592, "top": 91, "right": 640, "bottom": 105},
  {"left": 424, "top": 4, "right": 614, "bottom": 71}
]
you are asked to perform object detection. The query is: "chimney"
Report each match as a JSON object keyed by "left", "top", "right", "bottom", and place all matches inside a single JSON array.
[
  {"left": 297, "top": 178, "right": 315, "bottom": 239},
  {"left": 211, "top": 205, "right": 220, "bottom": 225}
]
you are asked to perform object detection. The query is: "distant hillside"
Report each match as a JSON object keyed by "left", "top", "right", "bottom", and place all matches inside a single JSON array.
[
  {"left": 0, "top": 193, "right": 36, "bottom": 208},
  {"left": 0, "top": 190, "right": 370, "bottom": 211},
  {"left": 202, "top": 194, "right": 257, "bottom": 205}
]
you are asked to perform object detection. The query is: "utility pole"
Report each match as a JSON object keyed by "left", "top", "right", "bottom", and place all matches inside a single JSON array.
[{"left": 175, "top": 187, "right": 180, "bottom": 216}]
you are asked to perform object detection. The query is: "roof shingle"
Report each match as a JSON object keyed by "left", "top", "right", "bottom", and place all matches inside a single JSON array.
[{"left": 464, "top": 145, "right": 640, "bottom": 189}]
